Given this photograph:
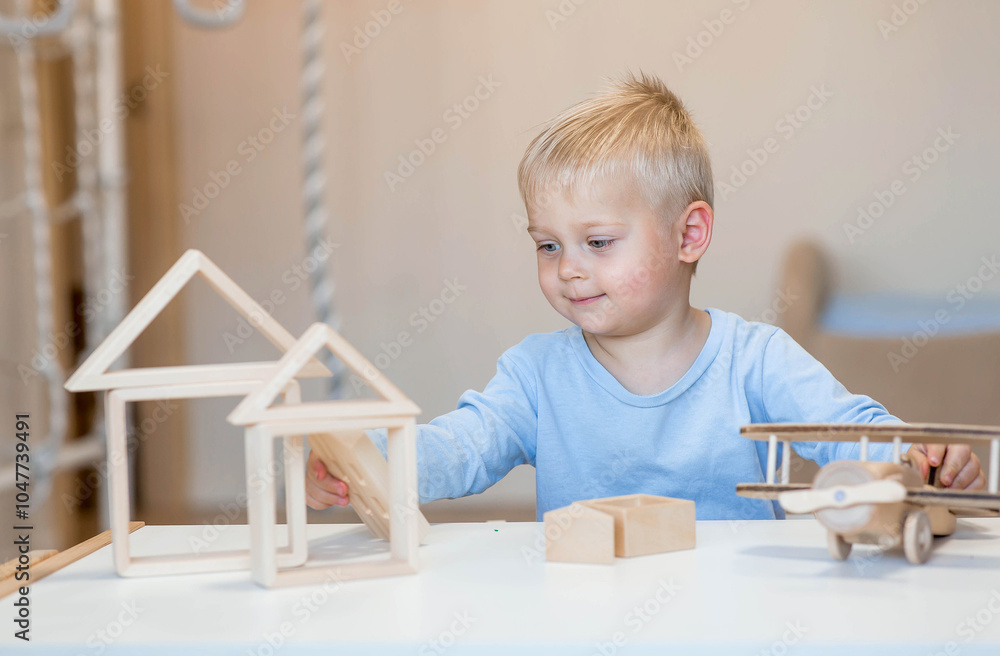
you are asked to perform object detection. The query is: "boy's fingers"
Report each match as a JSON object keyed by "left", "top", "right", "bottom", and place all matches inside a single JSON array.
[
  {"left": 315, "top": 476, "right": 348, "bottom": 496},
  {"left": 311, "top": 457, "right": 327, "bottom": 480},
  {"left": 906, "top": 447, "right": 929, "bottom": 480},
  {"left": 950, "top": 455, "right": 982, "bottom": 490},
  {"left": 922, "top": 444, "right": 947, "bottom": 467},
  {"left": 306, "top": 491, "right": 327, "bottom": 510},
  {"left": 939, "top": 445, "right": 972, "bottom": 487},
  {"left": 305, "top": 479, "right": 348, "bottom": 508}
]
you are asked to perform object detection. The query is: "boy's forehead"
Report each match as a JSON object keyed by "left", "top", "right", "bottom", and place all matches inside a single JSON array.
[{"left": 525, "top": 185, "right": 655, "bottom": 233}]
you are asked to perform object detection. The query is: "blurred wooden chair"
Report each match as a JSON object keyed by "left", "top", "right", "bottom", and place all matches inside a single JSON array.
[{"left": 777, "top": 241, "right": 1000, "bottom": 482}]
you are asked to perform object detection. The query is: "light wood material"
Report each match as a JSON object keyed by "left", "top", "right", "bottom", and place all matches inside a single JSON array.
[
  {"left": 743, "top": 422, "right": 1000, "bottom": 550},
  {"left": 224, "top": 318, "right": 424, "bottom": 587},
  {"left": 60, "top": 249, "right": 338, "bottom": 573},
  {"left": 0, "top": 523, "right": 143, "bottom": 599},
  {"left": 781, "top": 440, "right": 791, "bottom": 485},
  {"left": 105, "top": 381, "right": 307, "bottom": 577},
  {"left": 65, "top": 249, "right": 329, "bottom": 392},
  {"left": 308, "top": 430, "right": 430, "bottom": 543},
  {"left": 244, "top": 418, "right": 422, "bottom": 588},
  {"left": 737, "top": 448, "right": 993, "bottom": 563},
  {"left": 237, "top": 400, "right": 422, "bottom": 424},
  {"left": 990, "top": 438, "right": 999, "bottom": 493},
  {"left": 735, "top": 483, "right": 811, "bottom": 499},
  {"left": 905, "top": 488, "right": 1000, "bottom": 511},
  {"left": 87, "top": 363, "right": 321, "bottom": 389},
  {"left": 766, "top": 434, "right": 777, "bottom": 483},
  {"left": 0, "top": 551, "right": 58, "bottom": 581},
  {"left": 741, "top": 422, "right": 1000, "bottom": 444},
  {"left": 543, "top": 503, "right": 614, "bottom": 564},
  {"left": 580, "top": 494, "right": 696, "bottom": 558},
  {"left": 227, "top": 322, "right": 419, "bottom": 425},
  {"left": 779, "top": 480, "right": 907, "bottom": 515}
]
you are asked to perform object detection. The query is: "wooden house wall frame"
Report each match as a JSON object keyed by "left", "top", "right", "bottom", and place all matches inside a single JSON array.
[
  {"left": 106, "top": 380, "right": 308, "bottom": 577},
  {"left": 227, "top": 323, "right": 424, "bottom": 588},
  {"left": 65, "top": 249, "right": 329, "bottom": 577}
]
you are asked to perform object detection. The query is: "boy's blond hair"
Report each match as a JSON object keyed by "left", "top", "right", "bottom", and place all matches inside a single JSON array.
[{"left": 518, "top": 71, "right": 713, "bottom": 228}]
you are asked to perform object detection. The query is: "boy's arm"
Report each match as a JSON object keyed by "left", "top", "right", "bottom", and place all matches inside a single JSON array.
[
  {"left": 757, "top": 328, "right": 904, "bottom": 467},
  {"left": 366, "top": 352, "right": 537, "bottom": 503}
]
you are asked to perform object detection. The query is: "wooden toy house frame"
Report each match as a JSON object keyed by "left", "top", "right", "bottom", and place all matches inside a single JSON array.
[
  {"left": 65, "top": 249, "right": 328, "bottom": 576},
  {"left": 104, "top": 380, "right": 307, "bottom": 576},
  {"left": 228, "top": 322, "right": 424, "bottom": 588}
]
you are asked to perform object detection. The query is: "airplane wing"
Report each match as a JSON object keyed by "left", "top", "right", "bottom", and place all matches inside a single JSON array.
[
  {"left": 905, "top": 488, "right": 1000, "bottom": 512},
  {"left": 735, "top": 483, "right": 810, "bottom": 500}
]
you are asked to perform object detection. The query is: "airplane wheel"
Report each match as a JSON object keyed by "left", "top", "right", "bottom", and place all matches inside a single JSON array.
[
  {"left": 903, "top": 510, "right": 933, "bottom": 565},
  {"left": 827, "top": 531, "right": 851, "bottom": 561}
]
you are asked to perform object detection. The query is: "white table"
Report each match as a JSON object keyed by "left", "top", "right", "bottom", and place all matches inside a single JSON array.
[{"left": 4, "top": 518, "right": 1000, "bottom": 654}]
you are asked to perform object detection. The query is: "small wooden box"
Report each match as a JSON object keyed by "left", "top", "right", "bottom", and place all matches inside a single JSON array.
[
  {"left": 581, "top": 494, "right": 695, "bottom": 558},
  {"left": 543, "top": 503, "right": 615, "bottom": 564}
]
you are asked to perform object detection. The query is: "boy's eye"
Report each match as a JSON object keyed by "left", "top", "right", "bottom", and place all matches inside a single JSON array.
[
  {"left": 537, "top": 243, "right": 560, "bottom": 253},
  {"left": 589, "top": 239, "right": 615, "bottom": 250}
]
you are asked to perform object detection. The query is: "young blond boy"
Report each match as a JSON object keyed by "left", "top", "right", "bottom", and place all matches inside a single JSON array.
[{"left": 307, "top": 72, "right": 984, "bottom": 520}]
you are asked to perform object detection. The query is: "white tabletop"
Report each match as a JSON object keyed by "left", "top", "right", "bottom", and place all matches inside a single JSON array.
[{"left": 5, "top": 518, "right": 1000, "bottom": 655}]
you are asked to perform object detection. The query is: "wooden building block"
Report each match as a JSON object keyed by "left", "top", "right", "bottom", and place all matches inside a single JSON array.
[
  {"left": 308, "top": 430, "right": 430, "bottom": 544},
  {"left": 244, "top": 417, "right": 422, "bottom": 588},
  {"left": 581, "top": 494, "right": 695, "bottom": 558},
  {"left": 543, "top": 503, "right": 615, "bottom": 564},
  {"left": 229, "top": 320, "right": 426, "bottom": 587}
]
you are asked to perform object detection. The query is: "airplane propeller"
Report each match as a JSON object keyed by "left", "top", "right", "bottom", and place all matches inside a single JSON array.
[{"left": 779, "top": 480, "right": 907, "bottom": 515}]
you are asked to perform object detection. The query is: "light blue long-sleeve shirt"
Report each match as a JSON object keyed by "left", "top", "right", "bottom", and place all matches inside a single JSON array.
[{"left": 370, "top": 307, "right": 904, "bottom": 520}]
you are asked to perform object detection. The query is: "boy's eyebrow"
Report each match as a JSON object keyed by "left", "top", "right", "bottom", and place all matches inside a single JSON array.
[{"left": 527, "top": 221, "right": 627, "bottom": 234}]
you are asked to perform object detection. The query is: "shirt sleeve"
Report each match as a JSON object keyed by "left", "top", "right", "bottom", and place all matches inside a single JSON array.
[
  {"left": 759, "top": 328, "right": 907, "bottom": 467},
  {"left": 365, "top": 352, "right": 538, "bottom": 503}
]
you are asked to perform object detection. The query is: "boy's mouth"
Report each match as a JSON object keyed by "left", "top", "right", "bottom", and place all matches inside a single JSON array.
[{"left": 569, "top": 294, "right": 604, "bottom": 305}]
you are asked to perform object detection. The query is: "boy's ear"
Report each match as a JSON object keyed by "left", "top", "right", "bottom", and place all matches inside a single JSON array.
[{"left": 677, "top": 201, "right": 713, "bottom": 264}]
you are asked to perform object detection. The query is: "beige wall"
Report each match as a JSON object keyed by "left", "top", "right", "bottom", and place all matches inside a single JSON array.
[{"left": 166, "top": 0, "right": 1000, "bottom": 519}]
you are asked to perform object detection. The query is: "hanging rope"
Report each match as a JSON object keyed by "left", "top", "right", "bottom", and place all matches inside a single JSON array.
[
  {"left": 301, "top": 0, "right": 344, "bottom": 397},
  {"left": 70, "top": 0, "right": 106, "bottom": 348}
]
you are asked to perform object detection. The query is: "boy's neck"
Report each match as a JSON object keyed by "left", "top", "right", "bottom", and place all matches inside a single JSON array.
[{"left": 582, "top": 305, "right": 712, "bottom": 396}]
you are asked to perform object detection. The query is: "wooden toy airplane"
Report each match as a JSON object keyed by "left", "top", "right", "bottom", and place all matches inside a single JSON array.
[{"left": 736, "top": 423, "right": 1000, "bottom": 564}]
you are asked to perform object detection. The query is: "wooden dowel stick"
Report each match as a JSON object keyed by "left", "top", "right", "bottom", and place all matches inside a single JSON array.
[
  {"left": 0, "top": 522, "right": 144, "bottom": 599},
  {"left": 0, "top": 550, "right": 57, "bottom": 580}
]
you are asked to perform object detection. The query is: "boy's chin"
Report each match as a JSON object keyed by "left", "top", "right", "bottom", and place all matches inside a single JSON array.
[{"left": 568, "top": 317, "right": 618, "bottom": 336}]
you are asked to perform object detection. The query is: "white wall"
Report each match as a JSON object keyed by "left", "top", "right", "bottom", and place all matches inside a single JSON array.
[{"left": 170, "top": 0, "right": 1000, "bottom": 518}]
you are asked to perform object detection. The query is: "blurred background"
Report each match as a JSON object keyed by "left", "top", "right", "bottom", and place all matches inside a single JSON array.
[{"left": 1, "top": 0, "right": 998, "bottom": 557}]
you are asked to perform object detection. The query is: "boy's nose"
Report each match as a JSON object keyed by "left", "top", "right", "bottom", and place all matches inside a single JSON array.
[{"left": 557, "top": 252, "right": 585, "bottom": 281}]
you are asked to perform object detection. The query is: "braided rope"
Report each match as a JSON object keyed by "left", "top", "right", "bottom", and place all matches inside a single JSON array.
[
  {"left": 301, "top": 0, "right": 344, "bottom": 397},
  {"left": 71, "top": 0, "right": 106, "bottom": 347}
]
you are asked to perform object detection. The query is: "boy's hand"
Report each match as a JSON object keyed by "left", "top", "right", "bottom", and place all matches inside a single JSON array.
[
  {"left": 906, "top": 443, "right": 985, "bottom": 490},
  {"left": 305, "top": 452, "right": 351, "bottom": 509}
]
